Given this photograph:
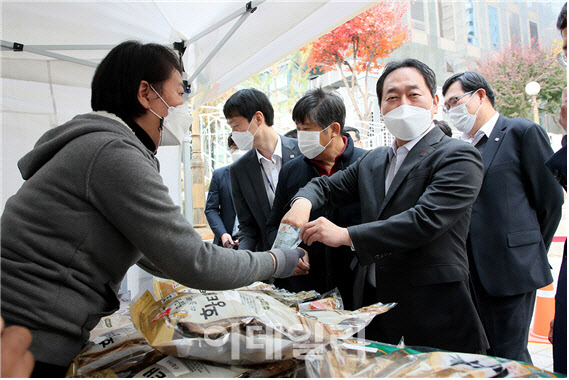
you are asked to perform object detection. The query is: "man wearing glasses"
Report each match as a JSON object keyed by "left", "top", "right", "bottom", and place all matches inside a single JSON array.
[{"left": 441, "top": 72, "right": 564, "bottom": 363}]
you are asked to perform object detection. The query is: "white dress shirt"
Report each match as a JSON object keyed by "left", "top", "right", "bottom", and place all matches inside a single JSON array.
[
  {"left": 460, "top": 111, "right": 499, "bottom": 146},
  {"left": 367, "top": 122, "right": 436, "bottom": 287},
  {"left": 256, "top": 135, "right": 283, "bottom": 207}
]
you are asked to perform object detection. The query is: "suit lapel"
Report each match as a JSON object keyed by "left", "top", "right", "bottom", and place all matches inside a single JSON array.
[
  {"left": 281, "top": 136, "right": 298, "bottom": 164},
  {"left": 481, "top": 114, "right": 506, "bottom": 177},
  {"left": 244, "top": 152, "right": 271, "bottom": 219},
  {"left": 372, "top": 149, "right": 389, "bottom": 211},
  {"left": 378, "top": 128, "right": 440, "bottom": 217}
]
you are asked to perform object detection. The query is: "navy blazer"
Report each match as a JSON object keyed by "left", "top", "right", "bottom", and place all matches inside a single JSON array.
[
  {"left": 266, "top": 134, "right": 365, "bottom": 307},
  {"left": 295, "top": 127, "right": 488, "bottom": 353},
  {"left": 468, "top": 115, "right": 564, "bottom": 297},
  {"left": 205, "top": 166, "right": 236, "bottom": 246},
  {"left": 230, "top": 135, "right": 300, "bottom": 251}
]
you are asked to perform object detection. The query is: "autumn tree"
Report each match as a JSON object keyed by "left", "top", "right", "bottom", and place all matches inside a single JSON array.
[
  {"left": 474, "top": 39, "right": 566, "bottom": 121},
  {"left": 304, "top": 0, "right": 410, "bottom": 121}
]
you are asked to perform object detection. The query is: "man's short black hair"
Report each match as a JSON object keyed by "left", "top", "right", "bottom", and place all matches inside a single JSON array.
[
  {"left": 344, "top": 126, "right": 360, "bottom": 141},
  {"left": 292, "top": 88, "right": 345, "bottom": 133},
  {"left": 223, "top": 88, "right": 274, "bottom": 126},
  {"left": 557, "top": 3, "right": 567, "bottom": 31},
  {"left": 91, "top": 41, "right": 182, "bottom": 123},
  {"left": 376, "top": 58, "right": 437, "bottom": 103},
  {"left": 442, "top": 71, "right": 496, "bottom": 107}
]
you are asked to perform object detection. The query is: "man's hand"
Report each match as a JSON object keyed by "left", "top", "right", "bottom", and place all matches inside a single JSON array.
[
  {"left": 293, "top": 248, "right": 310, "bottom": 276},
  {"left": 281, "top": 198, "right": 312, "bottom": 229},
  {"left": 549, "top": 318, "right": 554, "bottom": 344},
  {"left": 559, "top": 87, "right": 567, "bottom": 132},
  {"left": 1, "top": 317, "right": 34, "bottom": 378},
  {"left": 221, "top": 233, "right": 236, "bottom": 248},
  {"left": 301, "top": 217, "right": 352, "bottom": 247}
]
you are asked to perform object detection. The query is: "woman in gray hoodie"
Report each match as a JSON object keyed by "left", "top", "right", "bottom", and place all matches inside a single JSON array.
[{"left": 1, "top": 41, "right": 304, "bottom": 377}]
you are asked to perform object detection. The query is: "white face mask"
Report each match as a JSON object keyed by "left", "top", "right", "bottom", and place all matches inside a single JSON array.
[
  {"left": 382, "top": 104, "right": 433, "bottom": 141},
  {"left": 297, "top": 123, "right": 334, "bottom": 159},
  {"left": 448, "top": 91, "right": 482, "bottom": 134},
  {"left": 231, "top": 118, "right": 260, "bottom": 151},
  {"left": 230, "top": 149, "right": 247, "bottom": 162},
  {"left": 149, "top": 85, "right": 192, "bottom": 146}
]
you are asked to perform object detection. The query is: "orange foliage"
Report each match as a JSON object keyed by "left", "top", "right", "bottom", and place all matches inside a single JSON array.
[{"left": 304, "top": 1, "right": 410, "bottom": 75}]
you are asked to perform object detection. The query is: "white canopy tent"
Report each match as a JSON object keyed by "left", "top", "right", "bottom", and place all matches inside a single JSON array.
[{"left": 1, "top": 0, "right": 377, "bottom": 211}]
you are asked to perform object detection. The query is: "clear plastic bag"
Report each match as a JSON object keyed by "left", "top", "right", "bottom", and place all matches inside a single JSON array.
[
  {"left": 131, "top": 356, "right": 301, "bottom": 378},
  {"left": 304, "top": 339, "right": 560, "bottom": 378},
  {"left": 131, "top": 284, "right": 395, "bottom": 365}
]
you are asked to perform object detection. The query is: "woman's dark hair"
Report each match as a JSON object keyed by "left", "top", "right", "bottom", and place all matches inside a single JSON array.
[
  {"left": 557, "top": 3, "right": 567, "bottom": 31},
  {"left": 442, "top": 72, "right": 496, "bottom": 107},
  {"left": 376, "top": 58, "right": 437, "bottom": 102},
  {"left": 91, "top": 41, "right": 182, "bottom": 122},
  {"left": 223, "top": 89, "right": 274, "bottom": 126},
  {"left": 292, "top": 88, "right": 345, "bottom": 133}
]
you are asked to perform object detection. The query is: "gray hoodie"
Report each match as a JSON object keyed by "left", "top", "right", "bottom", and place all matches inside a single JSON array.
[{"left": 1, "top": 112, "right": 275, "bottom": 366}]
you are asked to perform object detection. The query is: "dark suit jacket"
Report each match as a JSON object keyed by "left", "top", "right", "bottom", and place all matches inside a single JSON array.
[
  {"left": 295, "top": 127, "right": 488, "bottom": 353},
  {"left": 469, "top": 115, "right": 564, "bottom": 297},
  {"left": 266, "top": 134, "right": 365, "bottom": 308},
  {"left": 546, "top": 136, "right": 567, "bottom": 374},
  {"left": 205, "top": 166, "right": 236, "bottom": 246},
  {"left": 230, "top": 135, "right": 300, "bottom": 251}
]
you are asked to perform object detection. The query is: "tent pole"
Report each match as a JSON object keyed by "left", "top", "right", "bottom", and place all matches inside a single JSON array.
[
  {"left": 186, "top": 1, "right": 260, "bottom": 85},
  {"left": 1, "top": 40, "right": 98, "bottom": 68}
]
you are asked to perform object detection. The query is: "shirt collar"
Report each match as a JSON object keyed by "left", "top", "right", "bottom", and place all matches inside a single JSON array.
[
  {"left": 256, "top": 134, "right": 282, "bottom": 164},
  {"left": 389, "top": 122, "right": 435, "bottom": 158},
  {"left": 460, "top": 111, "right": 499, "bottom": 143}
]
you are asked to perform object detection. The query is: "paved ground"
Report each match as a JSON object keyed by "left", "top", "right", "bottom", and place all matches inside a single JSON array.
[{"left": 529, "top": 194, "right": 567, "bottom": 373}]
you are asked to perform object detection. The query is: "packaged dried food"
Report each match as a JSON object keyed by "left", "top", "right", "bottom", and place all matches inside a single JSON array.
[
  {"left": 305, "top": 339, "right": 560, "bottom": 378},
  {"left": 131, "top": 288, "right": 395, "bottom": 365},
  {"left": 132, "top": 356, "right": 301, "bottom": 378},
  {"left": 298, "top": 288, "right": 344, "bottom": 312},
  {"left": 66, "top": 325, "right": 164, "bottom": 378}
]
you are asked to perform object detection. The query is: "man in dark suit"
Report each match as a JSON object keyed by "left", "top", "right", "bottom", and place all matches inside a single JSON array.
[
  {"left": 224, "top": 89, "right": 300, "bottom": 251},
  {"left": 442, "top": 72, "right": 564, "bottom": 363},
  {"left": 205, "top": 136, "right": 246, "bottom": 248},
  {"left": 266, "top": 89, "right": 365, "bottom": 308},
  {"left": 548, "top": 4, "right": 567, "bottom": 374},
  {"left": 281, "top": 59, "right": 488, "bottom": 354}
]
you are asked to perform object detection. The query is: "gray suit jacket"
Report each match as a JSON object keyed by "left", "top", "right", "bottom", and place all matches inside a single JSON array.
[
  {"left": 230, "top": 135, "right": 300, "bottom": 251},
  {"left": 295, "top": 127, "right": 488, "bottom": 352},
  {"left": 469, "top": 114, "right": 564, "bottom": 297}
]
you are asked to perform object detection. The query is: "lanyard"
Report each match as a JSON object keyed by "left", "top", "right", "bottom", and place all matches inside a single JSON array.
[{"left": 259, "top": 162, "right": 275, "bottom": 194}]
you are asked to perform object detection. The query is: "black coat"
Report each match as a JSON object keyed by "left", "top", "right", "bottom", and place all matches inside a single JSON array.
[
  {"left": 205, "top": 166, "right": 236, "bottom": 246},
  {"left": 266, "top": 134, "right": 365, "bottom": 309},
  {"left": 296, "top": 127, "right": 488, "bottom": 354},
  {"left": 230, "top": 136, "right": 300, "bottom": 251}
]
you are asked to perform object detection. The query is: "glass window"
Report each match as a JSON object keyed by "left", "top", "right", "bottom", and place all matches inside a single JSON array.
[
  {"left": 488, "top": 6, "right": 500, "bottom": 50},
  {"left": 529, "top": 20, "right": 539, "bottom": 46},
  {"left": 465, "top": 0, "right": 478, "bottom": 46},
  {"left": 438, "top": 1, "right": 455, "bottom": 40},
  {"left": 509, "top": 13, "right": 521, "bottom": 44},
  {"left": 411, "top": 0, "right": 426, "bottom": 31}
]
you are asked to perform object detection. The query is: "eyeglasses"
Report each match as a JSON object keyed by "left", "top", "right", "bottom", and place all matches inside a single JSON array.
[
  {"left": 443, "top": 91, "right": 475, "bottom": 113},
  {"left": 557, "top": 51, "right": 567, "bottom": 68}
]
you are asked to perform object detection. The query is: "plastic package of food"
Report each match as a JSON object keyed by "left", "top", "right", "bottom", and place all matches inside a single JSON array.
[
  {"left": 304, "top": 339, "right": 560, "bottom": 378},
  {"left": 132, "top": 356, "right": 301, "bottom": 378},
  {"left": 66, "top": 324, "right": 164, "bottom": 378},
  {"left": 131, "top": 287, "right": 395, "bottom": 365},
  {"left": 298, "top": 288, "right": 344, "bottom": 312}
]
